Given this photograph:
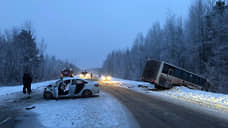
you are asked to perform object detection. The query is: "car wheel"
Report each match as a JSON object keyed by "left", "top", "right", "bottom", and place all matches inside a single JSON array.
[
  {"left": 82, "top": 90, "right": 92, "bottom": 97},
  {"left": 44, "top": 92, "right": 53, "bottom": 99}
]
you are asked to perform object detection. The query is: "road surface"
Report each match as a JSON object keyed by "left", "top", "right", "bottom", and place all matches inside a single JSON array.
[
  {"left": 101, "top": 83, "right": 228, "bottom": 128},
  {"left": 0, "top": 90, "right": 44, "bottom": 128}
]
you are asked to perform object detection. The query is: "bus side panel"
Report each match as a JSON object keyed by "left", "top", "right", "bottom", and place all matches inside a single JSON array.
[{"left": 158, "top": 74, "right": 173, "bottom": 88}]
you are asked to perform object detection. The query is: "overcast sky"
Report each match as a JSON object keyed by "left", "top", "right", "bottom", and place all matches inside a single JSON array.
[{"left": 0, "top": 0, "right": 191, "bottom": 69}]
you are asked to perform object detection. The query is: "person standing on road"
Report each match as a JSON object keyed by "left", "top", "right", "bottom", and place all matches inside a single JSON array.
[{"left": 23, "top": 72, "right": 33, "bottom": 96}]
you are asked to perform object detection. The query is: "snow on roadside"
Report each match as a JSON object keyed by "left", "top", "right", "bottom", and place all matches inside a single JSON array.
[
  {"left": 31, "top": 92, "right": 138, "bottom": 128},
  {"left": 156, "top": 86, "right": 228, "bottom": 107},
  {"left": 0, "top": 80, "right": 57, "bottom": 96},
  {"left": 112, "top": 78, "right": 228, "bottom": 112},
  {"left": 112, "top": 78, "right": 154, "bottom": 89}
]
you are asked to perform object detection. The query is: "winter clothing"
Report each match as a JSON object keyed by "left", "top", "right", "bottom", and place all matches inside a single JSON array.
[{"left": 23, "top": 73, "right": 33, "bottom": 95}]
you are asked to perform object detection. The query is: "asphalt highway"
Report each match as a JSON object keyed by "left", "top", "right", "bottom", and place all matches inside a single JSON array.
[{"left": 101, "top": 83, "right": 228, "bottom": 128}]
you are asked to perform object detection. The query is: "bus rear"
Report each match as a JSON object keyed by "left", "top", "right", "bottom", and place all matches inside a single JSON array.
[{"left": 142, "top": 60, "right": 161, "bottom": 84}]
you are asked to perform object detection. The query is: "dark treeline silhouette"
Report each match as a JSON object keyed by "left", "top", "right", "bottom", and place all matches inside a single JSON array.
[
  {"left": 0, "top": 23, "right": 79, "bottom": 85},
  {"left": 102, "top": 0, "right": 228, "bottom": 93}
]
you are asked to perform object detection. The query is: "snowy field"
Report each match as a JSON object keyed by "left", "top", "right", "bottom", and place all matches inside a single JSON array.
[{"left": 111, "top": 78, "right": 228, "bottom": 112}]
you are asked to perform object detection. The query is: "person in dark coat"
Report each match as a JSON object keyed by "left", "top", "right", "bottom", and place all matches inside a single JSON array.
[{"left": 23, "top": 72, "right": 33, "bottom": 95}]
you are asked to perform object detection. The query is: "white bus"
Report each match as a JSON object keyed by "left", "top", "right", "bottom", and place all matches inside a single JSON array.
[{"left": 142, "top": 60, "right": 210, "bottom": 90}]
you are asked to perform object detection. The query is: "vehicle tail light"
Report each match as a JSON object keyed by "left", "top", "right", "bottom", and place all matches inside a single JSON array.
[
  {"left": 94, "top": 84, "right": 99, "bottom": 87},
  {"left": 142, "top": 76, "right": 144, "bottom": 80},
  {"left": 152, "top": 79, "right": 156, "bottom": 82}
]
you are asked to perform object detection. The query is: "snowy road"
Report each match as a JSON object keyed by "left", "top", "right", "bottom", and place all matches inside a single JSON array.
[
  {"left": 0, "top": 81, "right": 138, "bottom": 128},
  {"left": 1, "top": 79, "right": 228, "bottom": 128},
  {"left": 100, "top": 82, "right": 228, "bottom": 128}
]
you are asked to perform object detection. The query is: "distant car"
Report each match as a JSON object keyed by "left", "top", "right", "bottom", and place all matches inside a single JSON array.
[
  {"left": 100, "top": 75, "right": 112, "bottom": 81},
  {"left": 61, "top": 68, "right": 74, "bottom": 77},
  {"left": 43, "top": 77, "right": 99, "bottom": 99},
  {"left": 79, "top": 71, "right": 92, "bottom": 79}
]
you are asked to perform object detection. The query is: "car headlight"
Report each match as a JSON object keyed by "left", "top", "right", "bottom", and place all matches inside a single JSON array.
[
  {"left": 101, "top": 76, "right": 106, "bottom": 81},
  {"left": 86, "top": 74, "right": 90, "bottom": 78},
  {"left": 79, "top": 74, "right": 83, "bottom": 78},
  {"left": 107, "top": 76, "right": 112, "bottom": 80}
]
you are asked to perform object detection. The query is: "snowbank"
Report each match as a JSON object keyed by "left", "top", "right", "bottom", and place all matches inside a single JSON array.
[
  {"left": 156, "top": 86, "right": 228, "bottom": 108},
  {"left": 112, "top": 78, "right": 154, "bottom": 89},
  {"left": 112, "top": 78, "right": 228, "bottom": 112},
  {"left": 31, "top": 92, "right": 138, "bottom": 128},
  {"left": 0, "top": 80, "right": 56, "bottom": 96}
]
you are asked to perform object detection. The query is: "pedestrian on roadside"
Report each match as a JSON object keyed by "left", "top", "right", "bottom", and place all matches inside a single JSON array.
[{"left": 23, "top": 72, "right": 33, "bottom": 96}]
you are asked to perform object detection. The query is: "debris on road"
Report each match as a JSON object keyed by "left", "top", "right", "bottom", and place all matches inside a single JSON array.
[{"left": 25, "top": 106, "right": 36, "bottom": 110}]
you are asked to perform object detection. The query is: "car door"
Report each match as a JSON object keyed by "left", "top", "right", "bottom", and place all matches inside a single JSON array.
[
  {"left": 56, "top": 80, "right": 64, "bottom": 98},
  {"left": 57, "top": 79, "right": 72, "bottom": 97},
  {"left": 74, "top": 79, "right": 85, "bottom": 94},
  {"left": 70, "top": 79, "right": 77, "bottom": 96}
]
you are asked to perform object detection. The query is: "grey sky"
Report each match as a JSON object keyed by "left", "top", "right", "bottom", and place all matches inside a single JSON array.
[{"left": 0, "top": 0, "right": 191, "bottom": 69}]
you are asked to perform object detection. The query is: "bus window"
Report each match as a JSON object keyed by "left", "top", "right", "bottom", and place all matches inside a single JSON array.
[
  {"left": 189, "top": 74, "right": 193, "bottom": 83},
  {"left": 168, "top": 68, "right": 174, "bottom": 76},
  {"left": 200, "top": 78, "right": 206, "bottom": 86},
  {"left": 162, "top": 64, "right": 169, "bottom": 74},
  {"left": 192, "top": 75, "right": 200, "bottom": 85},
  {"left": 162, "top": 63, "right": 176, "bottom": 76},
  {"left": 182, "top": 72, "right": 189, "bottom": 81},
  {"left": 174, "top": 69, "right": 182, "bottom": 78}
]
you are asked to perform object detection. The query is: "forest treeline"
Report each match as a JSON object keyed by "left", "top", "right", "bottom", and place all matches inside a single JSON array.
[
  {"left": 0, "top": 24, "right": 79, "bottom": 85},
  {"left": 102, "top": 0, "right": 228, "bottom": 93}
]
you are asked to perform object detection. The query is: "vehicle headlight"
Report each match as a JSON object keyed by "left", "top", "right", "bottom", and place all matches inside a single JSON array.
[
  {"left": 79, "top": 74, "right": 83, "bottom": 78},
  {"left": 107, "top": 76, "right": 112, "bottom": 80},
  {"left": 101, "top": 76, "right": 106, "bottom": 81},
  {"left": 86, "top": 74, "right": 90, "bottom": 78}
]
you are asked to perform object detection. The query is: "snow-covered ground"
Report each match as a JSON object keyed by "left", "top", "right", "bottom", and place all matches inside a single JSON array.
[
  {"left": 111, "top": 78, "right": 228, "bottom": 112},
  {"left": 31, "top": 92, "right": 138, "bottom": 128},
  {"left": 0, "top": 80, "right": 138, "bottom": 128},
  {"left": 0, "top": 80, "right": 56, "bottom": 96}
]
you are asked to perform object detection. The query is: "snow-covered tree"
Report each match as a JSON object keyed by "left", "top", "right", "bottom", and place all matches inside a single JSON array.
[{"left": 0, "top": 24, "right": 79, "bottom": 85}]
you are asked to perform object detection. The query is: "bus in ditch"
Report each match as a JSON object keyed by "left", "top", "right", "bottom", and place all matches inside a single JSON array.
[{"left": 142, "top": 60, "right": 211, "bottom": 91}]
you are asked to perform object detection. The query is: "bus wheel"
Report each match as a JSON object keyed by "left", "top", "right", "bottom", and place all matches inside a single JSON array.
[
  {"left": 155, "top": 84, "right": 159, "bottom": 89},
  {"left": 155, "top": 84, "right": 162, "bottom": 89}
]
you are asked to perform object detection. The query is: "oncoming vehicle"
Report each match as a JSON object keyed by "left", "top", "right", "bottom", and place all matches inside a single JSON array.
[
  {"left": 142, "top": 60, "right": 211, "bottom": 91},
  {"left": 100, "top": 75, "right": 112, "bottom": 81},
  {"left": 61, "top": 68, "right": 74, "bottom": 77},
  {"left": 79, "top": 71, "right": 92, "bottom": 79},
  {"left": 43, "top": 77, "right": 99, "bottom": 99}
]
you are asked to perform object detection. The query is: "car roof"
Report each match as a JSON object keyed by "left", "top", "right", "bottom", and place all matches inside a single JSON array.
[{"left": 61, "top": 76, "right": 88, "bottom": 82}]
